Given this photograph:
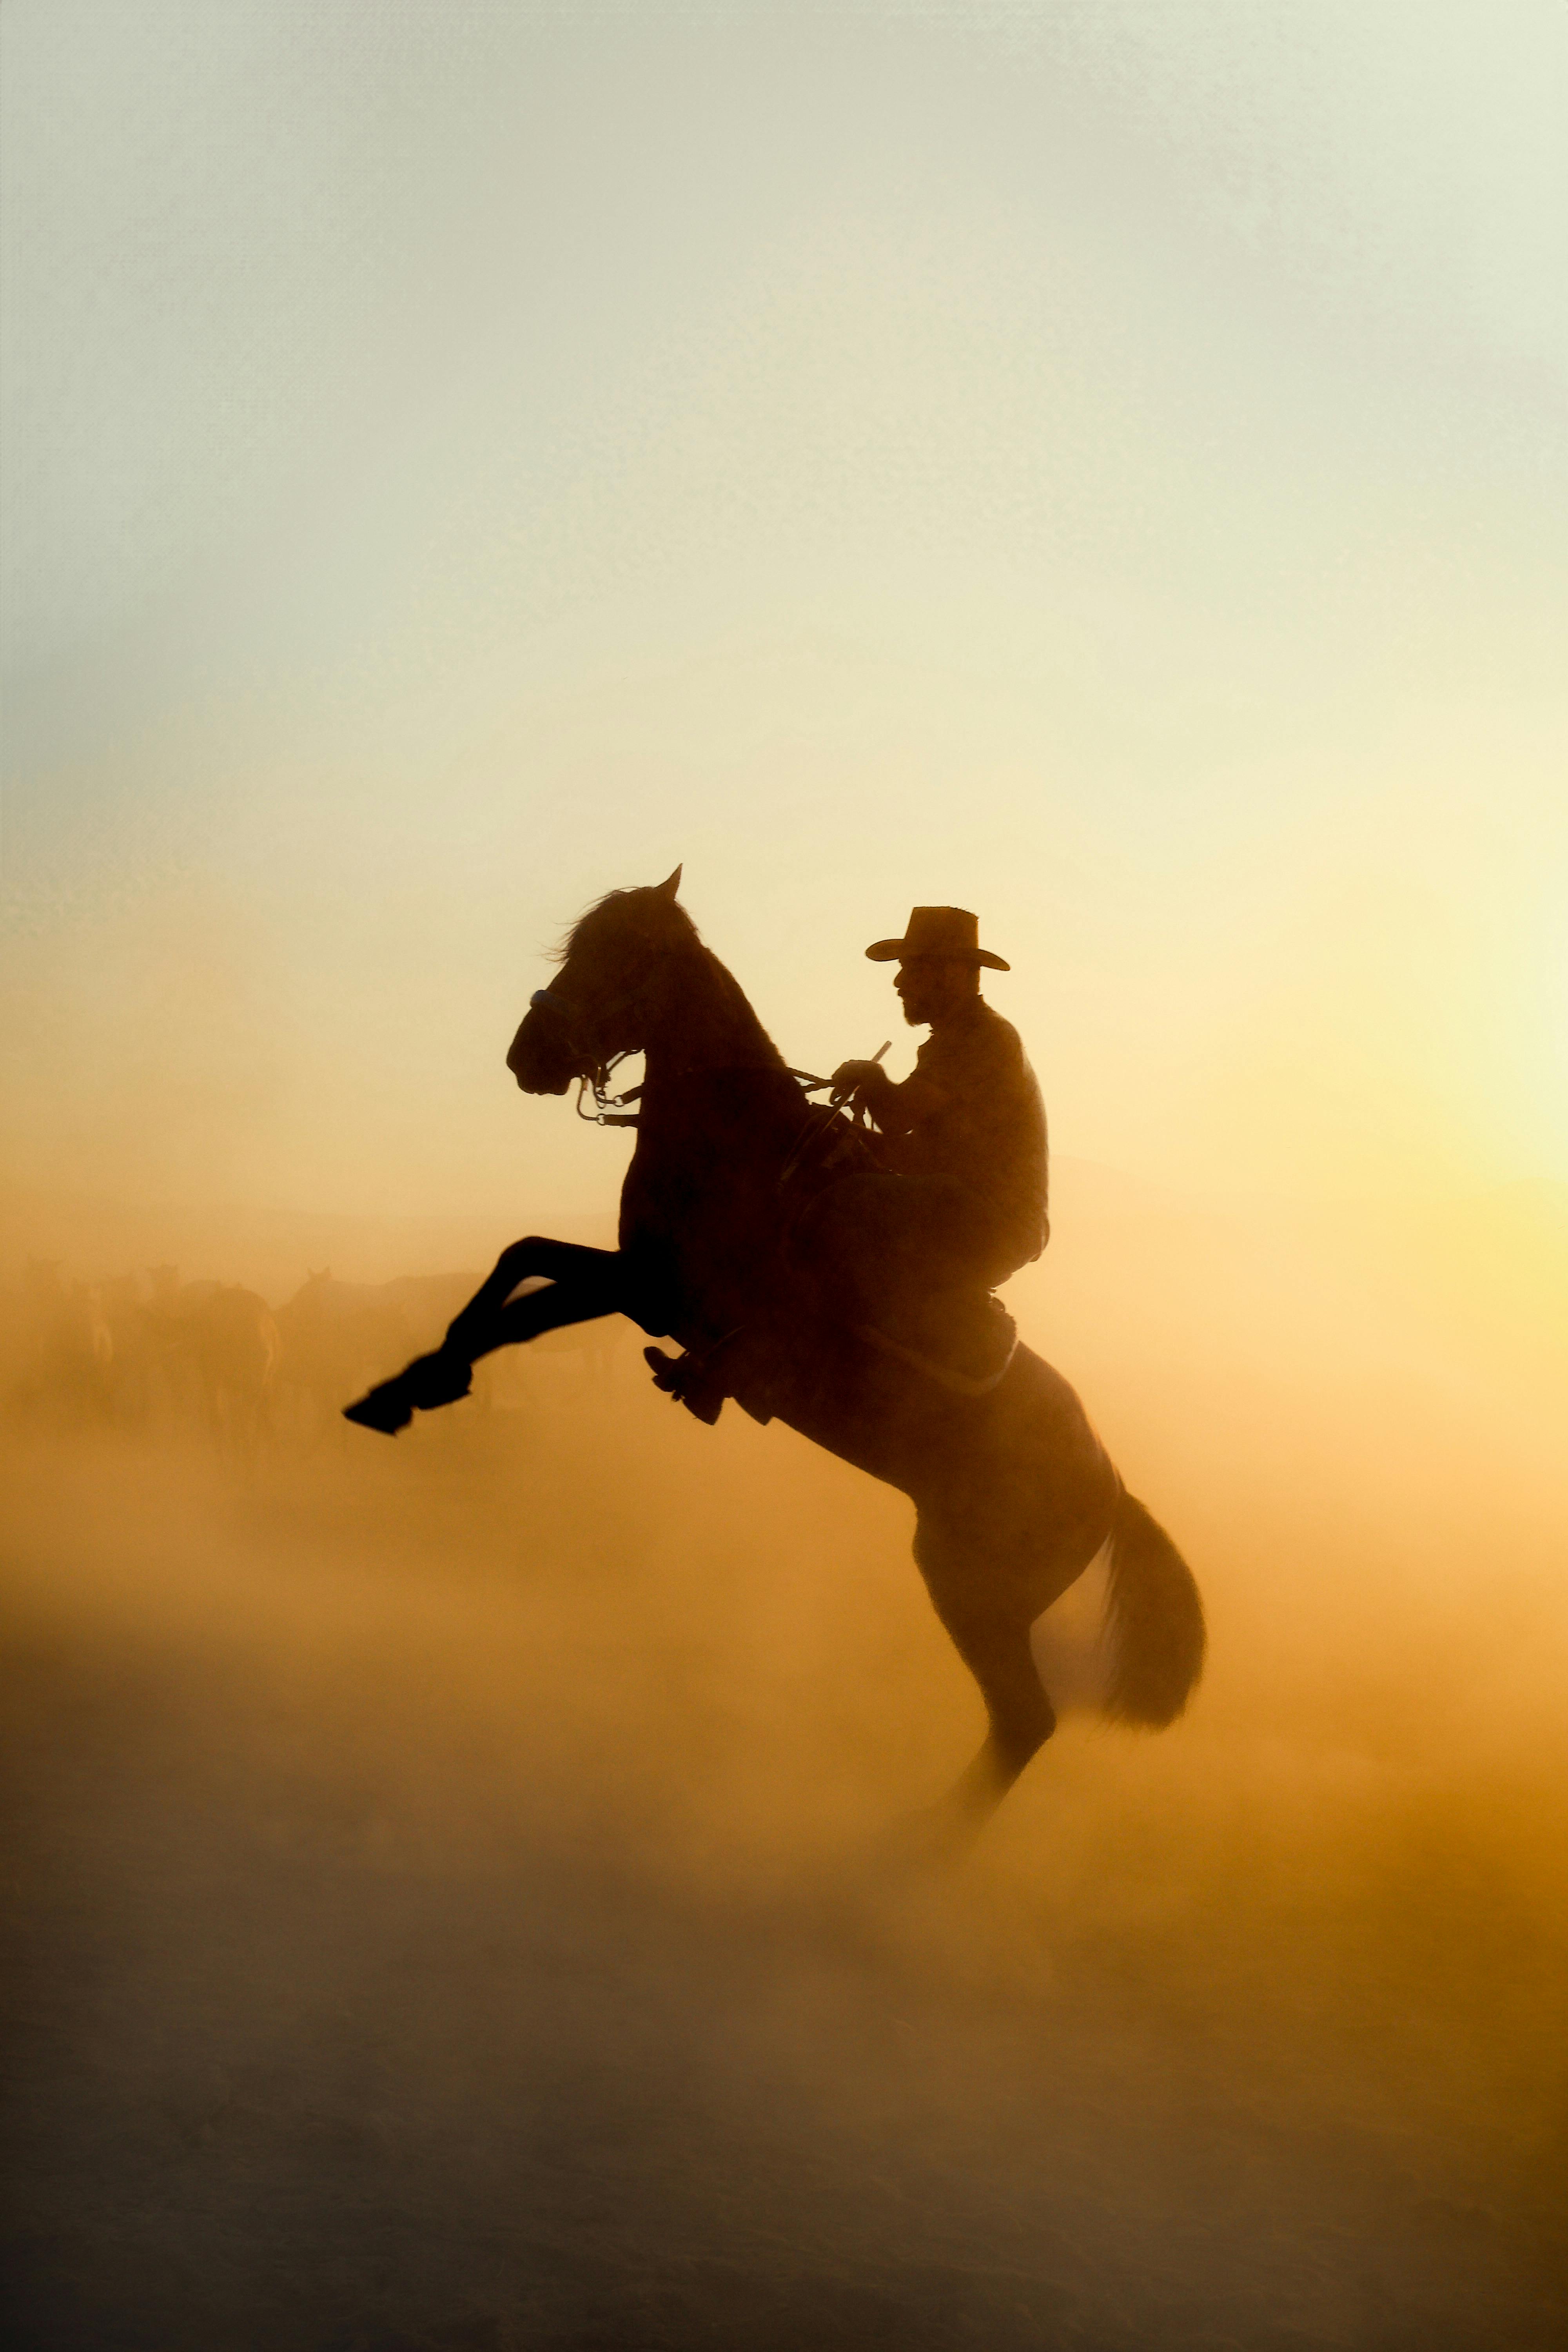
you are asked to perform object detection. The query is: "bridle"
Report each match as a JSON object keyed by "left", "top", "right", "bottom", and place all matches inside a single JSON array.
[
  {"left": 528, "top": 965, "right": 871, "bottom": 1140},
  {"left": 526, "top": 986, "right": 644, "bottom": 1128}
]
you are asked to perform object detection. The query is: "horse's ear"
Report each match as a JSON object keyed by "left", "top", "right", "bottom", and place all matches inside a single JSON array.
[{"left": 655, "top": 864, "right": 682, "bottom": 901}]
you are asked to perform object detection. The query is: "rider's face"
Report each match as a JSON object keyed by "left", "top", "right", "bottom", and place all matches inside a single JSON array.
[{"left": 894, "top": 956, "right": 972, "bottom": 1026}]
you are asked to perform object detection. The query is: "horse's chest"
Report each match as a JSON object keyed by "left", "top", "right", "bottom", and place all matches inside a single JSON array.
[{"left": 624, "top": 1107, "right": 763, "bottom": 1222}]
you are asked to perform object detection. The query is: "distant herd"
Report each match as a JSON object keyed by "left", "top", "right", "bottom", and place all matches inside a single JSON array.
[{"left": 0, "top": 1260, "right": 621, "bottom": 1454}]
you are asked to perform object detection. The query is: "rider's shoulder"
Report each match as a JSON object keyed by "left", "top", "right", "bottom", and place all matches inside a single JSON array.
[
  {"left": 973, "top": 998, "right": 1023, "bottom": 1045},
  {"left": 920, "top": 998, "right": 1025, "bottom": 1065}
]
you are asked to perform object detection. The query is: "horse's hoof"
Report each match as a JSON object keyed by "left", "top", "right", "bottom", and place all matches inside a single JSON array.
[
  {"left": 343, "top": 1382, "right": 413, "bottom": 1436},
  {"left": 343, "top": 1350, "right": 471, "bottom": 1435},
  {"left": 871, "top": 1794, "right": 986, "bottom": 1877}
]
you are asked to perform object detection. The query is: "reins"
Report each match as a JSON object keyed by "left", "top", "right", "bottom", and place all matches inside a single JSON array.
[
  {"left": 530, "top": 987, "right": 645, "bottom": 1127},
  {"left": 575, "top": 1059, "right": 642, "bottom": 1129},
  {"left": 532, "top": 965, "right": 871, "bottom": 1147},
  {"left": 575, "top": 1053, "right": 866, "bottom": 1166},
  {"left": 579, "top": 1062, "right": 836, "bottom": 1137},
  {"left": 776, "top": 1070, "right": 879, "bottom": 1198}
]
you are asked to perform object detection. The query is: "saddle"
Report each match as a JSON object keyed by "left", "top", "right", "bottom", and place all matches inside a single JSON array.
[
  {"left": 644, "top": 1093, "right": 1018, "bottom": 1423},
  {"left": 645, "top": 1288, "right": 1017, "bottom": 1426}
]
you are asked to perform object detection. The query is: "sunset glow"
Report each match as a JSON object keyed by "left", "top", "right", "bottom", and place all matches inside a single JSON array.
[{"left": 3, "top": 7, "right": 1565, "bottom": 2347}]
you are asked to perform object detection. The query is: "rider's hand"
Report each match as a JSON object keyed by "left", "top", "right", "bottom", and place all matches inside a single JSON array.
[{"left": 829, "top": 1059, "right": 880, "bottom": 1096}]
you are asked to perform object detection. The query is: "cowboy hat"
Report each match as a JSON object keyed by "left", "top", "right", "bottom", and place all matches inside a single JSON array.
[{"left": 864, "top": 906, "right": 1009, "bottom": 970}]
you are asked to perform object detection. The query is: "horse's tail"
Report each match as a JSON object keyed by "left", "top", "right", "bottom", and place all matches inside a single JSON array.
[
  {"left": 1029, "top": 1488, "right": 1206, "bottom": 1730},
  {"left": 1103, "top": 1489, "right": 1205, "bottom": 1726}
]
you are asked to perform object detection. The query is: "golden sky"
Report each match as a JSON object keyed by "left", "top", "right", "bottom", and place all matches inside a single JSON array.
[
  {"left": 3, "top": 27, "right": 1566, "bottom": 2325},
  {"left": 3, "top": 0, "right": 1564, "bottom": 1222}
]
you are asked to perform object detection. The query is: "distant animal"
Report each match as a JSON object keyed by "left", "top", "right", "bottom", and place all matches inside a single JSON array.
[
  {"left": 145, "top": 1268, "right": 279, "bottom": 1456},
  {"left": 99, "top": 1274, "right": 163, "bottom": 1429},
  {"left": 347, "top": 873, "right": 1205, "bottom": 1838},
  {"left": 193, "top": 1284, "right": 280, "bottom": 1456},
  {"left": 3, "top": 1260, "right": 114, "bottom": 1426}
]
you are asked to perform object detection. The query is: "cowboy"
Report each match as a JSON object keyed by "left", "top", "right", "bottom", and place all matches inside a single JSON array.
[
  {"left": 648, "top": 904, "right": 1049, "bottom": 1419},
  {"left": 801, "top": 906, "right": 1048, "bottom": 1357}
]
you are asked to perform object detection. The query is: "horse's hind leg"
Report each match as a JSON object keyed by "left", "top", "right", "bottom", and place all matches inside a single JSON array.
[
  {"left": 912, "top": 1524, "right": 1056, "bottom": 1836},
  {"left": 879, "top": 1610, "right": 1054, "bottom": 1867},
  {"left": 940, "top": 1614, "right": 1057, "bottom": 1826}
]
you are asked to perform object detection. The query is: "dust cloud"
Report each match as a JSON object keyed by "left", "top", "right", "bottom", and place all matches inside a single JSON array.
[{"left": 3, "top": 1172, "right": 1566, "bottom": 2351}]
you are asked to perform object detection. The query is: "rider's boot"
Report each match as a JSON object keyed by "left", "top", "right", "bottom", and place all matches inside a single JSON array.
[
  {"left": 648, "top": 1317, "right": 793, "bottom": 1428},
  {"left": 643, "top": 1311, "right": 788, "bottom": 1426},
  {"left": 643, "top": 1344, "right": 726, "bottom": 1425}
]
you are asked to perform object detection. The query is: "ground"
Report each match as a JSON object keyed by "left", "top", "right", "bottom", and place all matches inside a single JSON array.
[{"left": 3, "top": 1220, "right": 1566, "bottom": 2349}]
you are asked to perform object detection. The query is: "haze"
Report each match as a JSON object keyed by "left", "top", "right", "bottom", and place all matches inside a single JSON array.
[{"left": 2, "top": 5, "right": 1566, "bottom": 2347}]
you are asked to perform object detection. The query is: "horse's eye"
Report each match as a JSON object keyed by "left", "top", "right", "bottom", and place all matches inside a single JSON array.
[{"left": 530, "top": 990, "right": 554, "bottom": 1011}]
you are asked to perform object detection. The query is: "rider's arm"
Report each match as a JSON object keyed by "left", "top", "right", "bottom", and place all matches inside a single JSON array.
[{"left": 830, "top": 1061, "right": 947, "bottom": 1136}]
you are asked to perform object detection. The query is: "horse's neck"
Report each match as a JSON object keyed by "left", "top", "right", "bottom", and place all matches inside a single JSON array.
[
  {"left": 621, "top": 945, "right": 799, "bottom": 1299},
  {"left": 642, "top": 945, "right": 782, "bottom": 1079}
]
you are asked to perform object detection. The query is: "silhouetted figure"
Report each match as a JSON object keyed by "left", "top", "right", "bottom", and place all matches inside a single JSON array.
[
  {"left": 795, "top": 906, "right": 1047, "bottom": 1384},
  {"left": 345, "top": 871, "right": 1203, "bottom": 1835},
  {"left": 145, "top": 1269, "right": 280, "bottom": 1458},
  {"left": 4, "top": 1260, "right": 113, "bottom": 1426}
]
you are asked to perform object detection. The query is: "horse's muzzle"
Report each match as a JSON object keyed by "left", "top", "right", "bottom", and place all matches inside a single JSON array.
[{"left": 506, "top": 1009, "right": 574, "bottom": 1093}]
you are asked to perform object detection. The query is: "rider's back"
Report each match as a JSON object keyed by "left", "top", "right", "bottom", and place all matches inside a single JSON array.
[{"left": 884, "top": 998, "right": 1048, "bottom": 1270}]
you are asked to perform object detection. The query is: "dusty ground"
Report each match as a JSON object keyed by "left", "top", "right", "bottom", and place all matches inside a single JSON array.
[{"left": 3, "top": 1261, "right": 1566, "bottom": 2350}]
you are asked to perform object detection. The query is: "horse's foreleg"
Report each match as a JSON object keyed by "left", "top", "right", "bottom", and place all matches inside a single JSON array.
[
  {"left": 446, "top": 1238, "right": 621, "bottom": 1345},
  {"left": 344, "top": 1241, "right": 625, "bottom": 1434},
  {"left": 470, "top": 1274, "right": 620, "bottom": 1356}
]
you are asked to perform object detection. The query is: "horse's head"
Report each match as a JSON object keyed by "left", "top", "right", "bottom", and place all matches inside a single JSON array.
[{"left": 507, "top": 866, "right": 691, "bottom": 1093}]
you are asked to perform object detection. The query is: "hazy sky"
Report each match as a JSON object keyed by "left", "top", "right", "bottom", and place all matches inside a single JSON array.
[{"left": 3, "top": 0, "right": 1565, "bottom": 1221}]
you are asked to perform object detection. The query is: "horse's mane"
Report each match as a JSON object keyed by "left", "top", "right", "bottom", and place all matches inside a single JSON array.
[
  {"left": 557, "top": 886, "right": 701, "bottom": 964},
  {"left": 562, "top": 886, "right": 786, "bottom": 1071}
]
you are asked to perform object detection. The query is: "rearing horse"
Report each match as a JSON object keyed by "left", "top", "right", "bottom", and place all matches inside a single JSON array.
[{"left": 347, "top": 870, "right": 1205, "bottom": 1829}]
